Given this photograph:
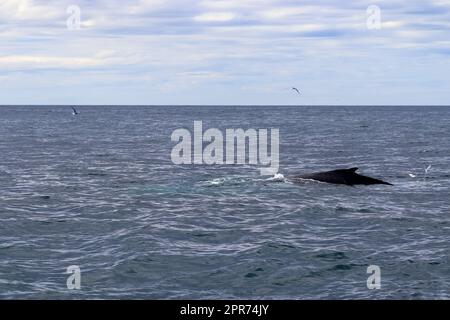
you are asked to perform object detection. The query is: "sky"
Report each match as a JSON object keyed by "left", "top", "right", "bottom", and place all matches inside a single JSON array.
[{"left": 0, "top": 0, "right": 449, "bottom": 105}]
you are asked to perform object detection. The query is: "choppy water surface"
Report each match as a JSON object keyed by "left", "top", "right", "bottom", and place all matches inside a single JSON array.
[{"left": 0, "top": 106, "right": 449, "bottom": 299}]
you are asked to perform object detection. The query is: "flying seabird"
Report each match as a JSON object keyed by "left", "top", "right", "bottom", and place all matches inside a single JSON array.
[
  {"left": 71, "top": 107, "right": 79, "bottom": 116},
  {"left": 292, "top": 87, "right": 301, "bottom": 94}
]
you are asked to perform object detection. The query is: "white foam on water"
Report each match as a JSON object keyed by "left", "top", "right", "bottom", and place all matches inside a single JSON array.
[
  {"left": 207, "top": 178, "right": 226, "bottom": 186},
  {"left": 266, "top": 173, "right": 285, "bottom": 182}
]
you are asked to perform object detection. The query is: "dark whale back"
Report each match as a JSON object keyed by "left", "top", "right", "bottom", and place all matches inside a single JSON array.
[{"left": 293, "top": 167, "right": 392, "bottom": 186}]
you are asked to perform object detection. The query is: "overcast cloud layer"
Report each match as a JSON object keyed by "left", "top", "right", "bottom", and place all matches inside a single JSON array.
[{"left": 1, "top": 0, "right": 449, "bottom": 105}]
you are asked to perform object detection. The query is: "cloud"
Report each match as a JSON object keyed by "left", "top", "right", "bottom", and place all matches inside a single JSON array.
[
  {"left": 193, "top": 12, "right": 236, "bottom": 22},
  {"left": 1, "top": 0, "right": 450, "bottom": 104},
  {"left": 0, "top": 0, "right": 61, "bottom": 20},
  {"left": 0, "top": 50, "right": 132, "bottom": 70}
]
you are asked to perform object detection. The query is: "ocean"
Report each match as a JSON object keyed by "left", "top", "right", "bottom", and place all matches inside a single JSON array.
[{"left": 0, "top": 105, "right": 449, "bottom": 299}]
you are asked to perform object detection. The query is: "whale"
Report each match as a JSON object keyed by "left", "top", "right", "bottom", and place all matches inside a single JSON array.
[{"left": 290, "top": 167, "right": 393, "bottom": 186}]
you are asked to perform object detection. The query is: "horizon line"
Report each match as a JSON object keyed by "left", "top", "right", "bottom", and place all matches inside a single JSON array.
[{"left": 1, "top": 104, "right": 450, "bottom": 107}]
